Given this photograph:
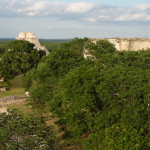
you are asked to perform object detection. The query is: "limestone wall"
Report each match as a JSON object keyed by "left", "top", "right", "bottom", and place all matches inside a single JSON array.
[
  {"left": 0, "top": 96, "right": 26, "bottom": 106},
  {"left": 16, "top": 32, "right": 49, "bottom": 55},
  {"left": 92, "top": 38, "right": 150, "bottom": 51}
]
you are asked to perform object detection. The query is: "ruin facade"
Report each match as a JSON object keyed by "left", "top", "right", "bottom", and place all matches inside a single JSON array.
[
  {"left": 92, "top": 38, "right": 150, "bottom": 51},
  {"left": 16, "top": 32, "right": 49, "bottom": 55}
]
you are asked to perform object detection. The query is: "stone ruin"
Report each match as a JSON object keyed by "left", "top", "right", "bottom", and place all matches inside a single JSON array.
[
  {"left": 0, "top": 87, "right": 6, "bottom": 92},
  {"left": 84, "top": 38, "right": 150, "bottom": 58},
  {"left": 16, "top": 32, "right": 49, "bottom": 55},
  {"left": 92, "top": 38, "right": 150, "bottom": 51},
  {"left": 16, "top": 33, "right": 150, "bottom": 56},
  {"left": 0, "top": 78, "right": 4, "bottom": 82}
]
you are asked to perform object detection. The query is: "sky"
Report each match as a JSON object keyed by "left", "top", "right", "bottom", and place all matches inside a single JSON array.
[{"left": 0, "top": 0, "right": 150, "bottom": 39}]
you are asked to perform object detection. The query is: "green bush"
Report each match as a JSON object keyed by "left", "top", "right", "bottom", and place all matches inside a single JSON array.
[
  {"left": 23, "top": 38, "right": 150, "bottom": 149},
  {"left": 0, "top": 109, "right": 56, "bottom": 150},
  {"left": 57, "top": 64, "right": 150, "bottom": 149},
  {"left": 23, "top": 45, "right": 84, "bottom": 108},
  {"left": 0, "top": 40, "right": 45, "bottom": 80}
]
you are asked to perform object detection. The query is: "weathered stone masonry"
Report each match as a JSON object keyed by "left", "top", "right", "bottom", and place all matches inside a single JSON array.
[
  {"left": 16, "top": 32, "right": 49, "bottom": 55},
  {"left": 92, "top": 38, "right": 150, "bottom": 51}
]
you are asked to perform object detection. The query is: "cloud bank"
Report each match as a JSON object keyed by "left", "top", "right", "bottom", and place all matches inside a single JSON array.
[{"left": 0, "top": 0, "right": 150, "bottom": 23}]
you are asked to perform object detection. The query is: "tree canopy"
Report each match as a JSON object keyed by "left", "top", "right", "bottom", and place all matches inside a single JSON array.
[
  {"left": 0, "top": 40, "right": 45, "bottom": 80},
  {"left": 0, "top": 109, "right": 56, "bottom": 150},
  {"left": 22, "top": 38, "right": 150, "bottom": 149},
  {"left": 23, "top": 45, "right": 85, "bottom": 108}
]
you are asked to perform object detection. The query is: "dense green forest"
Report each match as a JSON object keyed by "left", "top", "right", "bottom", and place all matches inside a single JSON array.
[
  {"left": 0, "top": 38, "right": 150, "bottom": 149},
  {"left": 0, "top": 40, "right": 11, "bottom": 57},
  {"left": 0, "top": 109, "right": 56, "bottom": 150},
  {"left": 0, "top": 39, "right": 68, "bottom": 56}
]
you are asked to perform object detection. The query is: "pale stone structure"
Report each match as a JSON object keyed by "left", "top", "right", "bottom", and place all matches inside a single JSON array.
[
  {"left": 84, "top": 38, "right": 150, "bottom": 58},
  {"left": 16, "top": 32, "right": 49, "bottom": 55},
  {"left": 0, "top": 78, "right": 4, "bottom": 82},
  {"left": 92, "top": 38, "right": 150, "bottom": 51},
  {"left": 0, "top": 107, "right": 8, "bottom": 114},
  {"left": 0, "top": 87, "right": 6, "bottom": 92}
]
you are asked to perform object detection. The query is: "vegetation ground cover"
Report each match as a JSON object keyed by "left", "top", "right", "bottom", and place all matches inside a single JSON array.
[
  {"left": 0, "top": 76, "right": 25, "bottom": 98},
  {"left": 0, "top": 38, "right": 149, "bottom": 149},
  {"left": 23, "top": 39, "right": 150, "bottom": 149}
]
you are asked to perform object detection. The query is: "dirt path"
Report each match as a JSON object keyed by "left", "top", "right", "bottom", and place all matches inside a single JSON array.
[{"left": 45, "top": 115, "right": 82, "bottom": 150}]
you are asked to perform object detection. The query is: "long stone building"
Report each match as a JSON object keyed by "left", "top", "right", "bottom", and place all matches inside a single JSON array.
[
  {"left": 92, "top": 38, "right": 150, "bottom": 51},
  {"left": 16, "top": 32, "right": 49, "bottom": 55}
]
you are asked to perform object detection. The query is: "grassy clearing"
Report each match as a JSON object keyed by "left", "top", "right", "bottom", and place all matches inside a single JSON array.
[
  {"left": 6, "top": 99, "right": 50, "bottom": 115},
  {"left": 7, "top": 102, "right": 33, "bottom": 114},
  {"left": 0, "top": 76, "right": 25, "bottom": 98},
  {"left": 0, "top": 81, "right": 7, "bottom": 87},
  {"left": 0, "top": 88, "right": 25, "bottom": 98}
]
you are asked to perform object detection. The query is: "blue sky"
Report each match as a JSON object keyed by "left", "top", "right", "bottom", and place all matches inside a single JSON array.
[
  {"left": 0, "top": 0, "right": 150, "bottom": 39},
  {"left": 49, "top": 0, "right": 150, "bottom": 6}
]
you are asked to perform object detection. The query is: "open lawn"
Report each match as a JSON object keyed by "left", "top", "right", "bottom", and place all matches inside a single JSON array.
[
  {"left": 7, "top": 102, "right": 35, "bottom": 114},
  {"left": 0, "top": 76, "right": 25, "bottom": 98}
]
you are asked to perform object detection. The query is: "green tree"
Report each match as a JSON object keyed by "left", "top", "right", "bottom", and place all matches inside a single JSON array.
[
  {"left": 0, "top": 47, "right": 5, "bottom": 55},
  {"left": 112, "top": 50, "right": 150, "bottom": 69},
  {"left": 0, "top": 109, "right": 56, "bottom": 150},
  {"left": 85, "top": 40, "right": 116, "bottom": 59},
  {"left": 0, "top": 56, "right": 14, "bottom": 79},
  {"left": 60, "top": 38, "right": 89, "bottom": 54},
  {"left": 7, "top": 40, "right": 42, "bottom": 74},
  {"left": 22, "top": 38, "right": 150, "bottom": 149},
  {"left": 56, "top": 64, "right": 150, "bottom": 149},
  {"left": 0, "top": 40, "right": 45, "bottom": 80},
  {"left": 23, "top": 47, "right": 84, "bottom": 108}
]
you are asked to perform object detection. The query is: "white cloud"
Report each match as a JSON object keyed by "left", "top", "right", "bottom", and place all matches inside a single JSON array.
[
  {"left": 0, "top": 0, "right": 150, "bottom": 23},
  {"left": 84, "top": 16, "right": 110, "bottom": 22},
  {"left": 11, "top": 1, "right": 66, "bottom": 16},
  {"left": 84, "top": 17, "right": 97, "bottom": 23},
  {"left": 65, "top": 2, "right": 95, "bottom": 13},
  {"left": 134, "top": 4, "right": 150, "bottom": 11},
  {"left": 116, "top": 13, "right": 150, "bottom": 21},
  {"left": 20, "top": 1, "right": 48, "bottom": 12}
]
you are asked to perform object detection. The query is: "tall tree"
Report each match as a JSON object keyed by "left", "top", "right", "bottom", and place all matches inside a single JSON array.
[
  {"left": 23, "top": 47, "right": 84, "bottom": 108},
  {"left": 0, "top": 40, "right": 45, "bottom": 80}
]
